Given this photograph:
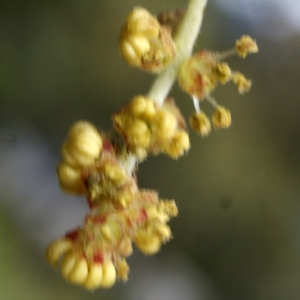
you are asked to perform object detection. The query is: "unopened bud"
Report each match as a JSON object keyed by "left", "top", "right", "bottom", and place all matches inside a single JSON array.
[
  {"left": 214, "top": 62, "right": 231, "bottom": 84},
  {"left": 212, "top": 106, "right": 231, "bottom": 129},
  {"left": 134, "top": 229, "right": 161, "bottom": 255},
  {"left": 100, "top": 260, "right": 116, "bottom": 288},
  {"left": 84, "top": 263, "right": 103, "bottom": 290},
  {"left": 126, "top": 120, "right": 151, "bottom": 148},
  {"left": 235, "top": 35, "right": 258, "bottom": 58},
  {"left": 45, "top": 238, "right": 73, "bottom": 266},
  {"left": 189, "top": 111, "right": 211, "bottom": 137},
  {"left": 57, "top": 162, "right": 85, "bottom": 194},
  {"left": 155, "top": 109, "right": 178, "bottom": 139},
  {"left": 126, "top": 7, "right": 160, "bottom": 38},
  {"left": 116, "top": 259, "right": 130, "bottom": 281},
  {"left": 119, "top": 7, "right": 176, "bottom": 72},
  {"left": 232, "top": 72, "right": 252, "bottom": 94},
  {"left": 163, "top": 130, "right": 190, "bottom": 159}
]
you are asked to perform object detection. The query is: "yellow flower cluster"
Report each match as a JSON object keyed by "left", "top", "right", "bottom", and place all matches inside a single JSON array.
[
  {"left": 46, "top": 123, "right": 178, "bottom": 290},
  {"left": 119, "top": 7, "right": 176, "bottom": 73},
  {"left": 57, "top": 121, "right": 103, "bottom": 194},
  {"left": 86, "top": 158, "right": 137, "bottom": 208},
  {"left": 113, "top": 95, "right": 190, "bottom": 159},
  {"left": 189, "top": 105, "right": 232, "bottom": 136},
  {"left": 177, "top": 35, "right": 258, "bottom": 137},
  {"left": 47, "top": 4, "right": 259, "bottom": 291},
  {"left": 46, "top": 188, "right": 178, "bottom": 290}
]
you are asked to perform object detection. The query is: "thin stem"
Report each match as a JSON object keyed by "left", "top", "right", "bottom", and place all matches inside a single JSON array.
[
  {"left": 124, "top": 0, "right": 208, "bottom": 173},
  {"left": 147, "top": 0, "right": 208, "bottom": 106},
  {"left": 192, "top": 96, "right": 201, "bottom": 112},
  {"left": 216, "top": 48, "right": 236, "bottom": 60},
  {"left": 206, "top": 95, "right": 219, "bottom": 108}
]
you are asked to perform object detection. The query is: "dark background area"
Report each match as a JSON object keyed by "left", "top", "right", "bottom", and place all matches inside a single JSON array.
[{"left": 1, "top": 0, "right": 300, "bottom": 299}]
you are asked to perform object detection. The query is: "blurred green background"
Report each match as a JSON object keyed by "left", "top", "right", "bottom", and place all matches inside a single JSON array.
[{"left": 1, "top": 0, "right": 300, "bottom": 299}]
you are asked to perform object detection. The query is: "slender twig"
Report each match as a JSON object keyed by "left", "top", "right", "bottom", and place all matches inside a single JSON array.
[{"left": 147, "top": 0, "right": 208, "bottom": 106}]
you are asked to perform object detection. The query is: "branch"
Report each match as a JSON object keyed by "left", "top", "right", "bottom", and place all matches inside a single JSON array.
[{"left": 147, "top": 0, "right": 208, "bottom": 106}]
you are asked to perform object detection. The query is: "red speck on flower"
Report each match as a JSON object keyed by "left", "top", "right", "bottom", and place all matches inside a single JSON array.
[
  {"left": 103, "top": 138, "right": 113, "bottom": 152},
  {"left": 92, "top": 251, "right": 104, "bottom": 264},
  {"left": 137, "top": 209, "right": 147, "bottom": 223},
  {"left": 92, "top": 215, "right": 107, "bottom": 224},
  {"left": 194, "top": 72, "right": 204, "bottom": 98},
  {"left": 65, "top": 229, "right": 79, "bottom": 241}
]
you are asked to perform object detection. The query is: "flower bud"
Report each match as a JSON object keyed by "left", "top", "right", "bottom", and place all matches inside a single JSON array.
[
  {"left": 61, "top": 121, "right": 102, "bottom": 168},
  {"left": 235, "top": 35, "right": 258, "bottom": 58},
  {"left": 68, "top": 258, "right": 89, "bottom": 285},
  {"left": 163, "top": 130, "right": 190, "bottom": 159},
  {"left": 178, "top": 51, "right": 218, "bottom": 100},
  {"left": 100, "top": 222, "right": 122, "bottom": 243},
  {"left": 119, "top": 7, "right": 176, "bottom": 72},
  {"left": 212, "top": 106, "right": 231, "bottom": 129},
  {"left": 155, "top": 109, "right": 177, "bottom": 139},
  {"left": 116, "top": 259, "right": 130, "bottom": 281},
  {"left": 130, "top": 95, "right": 148, "bottom": 117},
  {"left": 104, "top": 163, "right": 126, "bottom": 183},
  {"left": 152, "top": 222, "right": 171, "bottom": 241},
  {"left": 126, "top": 120, "right": 151, "bottom": 148},
  {"left": 119, "top": 32, "right": 151, "bottom": 67},
  {"left": 232, "top": 72, "right": 252, "bottom": 94},
  {"left": 134, "top": 229, "right": 161, "bottom": 255},
  {"left": 126, "top": 7, "right": 160, "bottom": 38},
  {"left": 118, "top": 237, "right": 133, "bottom": 257},
  {"left": 57, "top": 162, "right": 85, "bottom": 194},
  {"left": 84, "top": 263, "right": 103, "bottom": 290},
  {"left": 214, "top": 62, "right": 231, "bottom": 84},
  {"left": 67, "top": 121, "right": 102, "bottom": 158},
  {"left": 189, "top": 111, "right": 211, "bottom": 137},
  {"left": 100, "top": 260, "right": 117, "bottom": 288},
  {"left": 60, "top": 250, "right": 77, "bottom": 279},
  {"left": 45, "top": 238, "right": 73, "bottom": 266},
  {"left": 143, "top": 98, "right": 157, "bottom": 119}
]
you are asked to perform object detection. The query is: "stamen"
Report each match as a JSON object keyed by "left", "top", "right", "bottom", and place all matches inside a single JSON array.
[
  {"left": 192, "top": 95, "right": 200, "bottom": 112},
  {"left": 205, "top": 95, "right": 219, "bottom": 108},
  {"left": 215, "top": 48, "right": 236, "bottom": 60}
]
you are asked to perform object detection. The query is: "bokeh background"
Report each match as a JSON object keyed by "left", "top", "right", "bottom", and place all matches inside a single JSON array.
[{"left": 1, "top": 0, "right": 300, "bottom": 299}]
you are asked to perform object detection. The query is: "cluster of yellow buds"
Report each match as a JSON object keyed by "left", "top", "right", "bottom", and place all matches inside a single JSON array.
[
  {"left": 46, "top": 191, "right": 178, "bottom": 289},
  {"left": 46, "top": 3, "right": 259, "bottom": 291},
  {"left": 178, "top": 35, "right": 258, "bottom": 137},
  {"left": 57, "top": 121, "right": 103, "bottom": 194},
  {"left": 119, "top": 7, "right": 176, "bottom": 73},
  {"left": 113, "top": 95, "right": 190, "bottom": 159},
  {"left": 46, "top": 122, "right": 178, "bottom": 290}
]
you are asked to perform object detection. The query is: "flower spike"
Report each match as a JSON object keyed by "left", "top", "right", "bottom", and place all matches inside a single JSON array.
[{"left": 119, "top": 7, "right": 176, "bottom": 73}]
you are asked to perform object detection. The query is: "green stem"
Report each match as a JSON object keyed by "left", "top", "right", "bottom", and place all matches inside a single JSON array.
[{"left": 147, "top": 0, "right": 208, "bottom": 106}]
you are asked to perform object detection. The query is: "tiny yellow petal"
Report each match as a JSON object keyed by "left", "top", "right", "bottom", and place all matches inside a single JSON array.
[
  {"left": 57, "top": 162, "right": 85, "bottom": 194},
  {"left": 189, "top": 111, "right": 211, "bottom": 137},
  {"left": 84, "top": 264, "right": 103, "bottom": 290},
  {"left": 130, "top": 95, "right": 147, "bottom": 117},
  {"left": 100, "top": 261, "right": 117, "bottom": 288},
  {"left": 235, "top": 35, "right": 258, "bottom": 58},
  {"left": 116, "top": 260, "right": 130, "bottom": 282},
  {"left": 68, "top": 259, "right": 89, "bottom": 285},
  {"left": 45, "top": 238, "right": 73, "bottom": 266},
  {"left": 212, "top": 106, "right": 231, "bottom": 129},
  {"left": 163, "top": 130, "right": 190, "bottom": 159},
  {"left": 135, "top": 229, "right": 161, "bottom": 255},
  {"left": 61, "top": 251, "right": 77, "bottom": 279}
]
